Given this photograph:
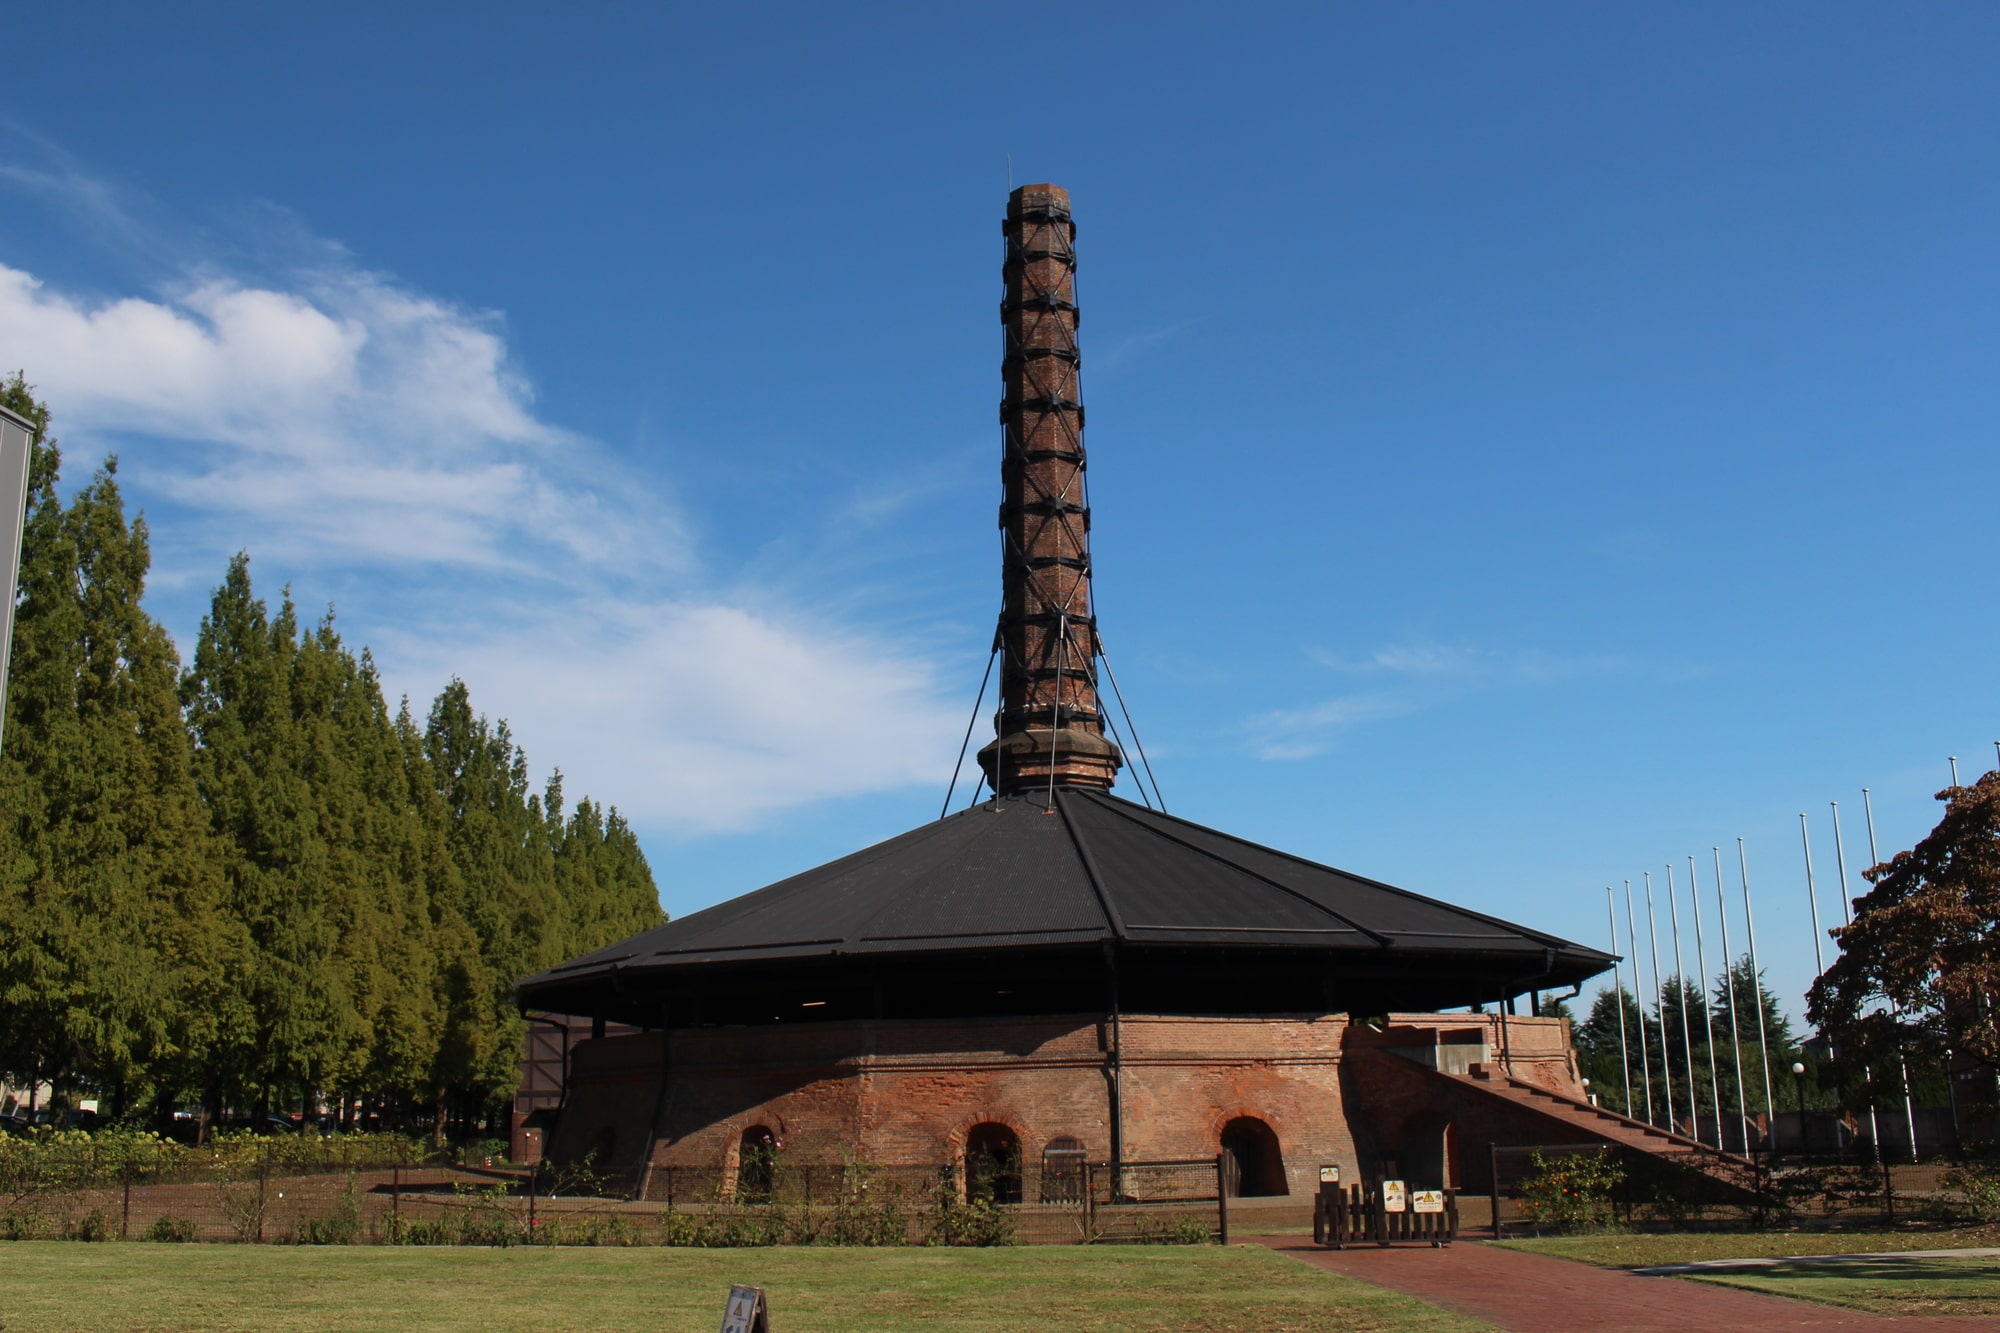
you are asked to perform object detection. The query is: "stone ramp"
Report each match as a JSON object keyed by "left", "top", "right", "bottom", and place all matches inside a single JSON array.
[{"left": 1246, "top": 1235, "right": 1994, "bottom": 1332}]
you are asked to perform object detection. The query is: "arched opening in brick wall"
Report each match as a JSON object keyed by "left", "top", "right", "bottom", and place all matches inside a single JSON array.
[
  {"left": 1040, "top": 1135, "right": 1087, "bottom": 1203},
  {"left": 964, "top": 1122, "right": 1023, "bottom": 1205},
  {"left": 737, "top": 1125, "right": 778, "bottom": 1201},
  {"left": 1220, "top": 1116, "right": 1287, "bottom": 1196}
]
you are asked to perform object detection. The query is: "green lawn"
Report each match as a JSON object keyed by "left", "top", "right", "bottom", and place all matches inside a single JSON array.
[
  {"left": 1697, "top": 1257, "right": 2000, "bottom": 1319},
  {"left": 0, "top": 1242, "right": 1494, "bottom": 1333},
  {"left": 1499, "top": 1224, "right": 2000, "bottom": 1269}
]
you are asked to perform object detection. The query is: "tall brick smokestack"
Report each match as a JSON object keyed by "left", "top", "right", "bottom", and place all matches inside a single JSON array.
[{"left": 978, "top": 184, "right": 1122, "bottom": 796}]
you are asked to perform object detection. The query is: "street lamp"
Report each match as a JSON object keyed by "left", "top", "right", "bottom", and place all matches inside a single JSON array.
[{"left": 1791, "top": 1061, "right": 1807, "bottom": 1152}]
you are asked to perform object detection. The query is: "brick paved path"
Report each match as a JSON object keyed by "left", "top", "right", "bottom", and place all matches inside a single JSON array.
[{"left": 1245, "top": 1235, "right": 2000, "bottom": 1332}]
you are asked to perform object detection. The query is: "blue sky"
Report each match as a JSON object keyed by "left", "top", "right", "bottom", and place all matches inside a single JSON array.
[{"left": 2, "top": 4, "right": 1994, "bottom": 1037}]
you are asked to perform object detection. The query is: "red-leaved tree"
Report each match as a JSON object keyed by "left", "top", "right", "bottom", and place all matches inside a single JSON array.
[{"left": 1809, "top": 771, "right": 2000, "bottom": 1077}]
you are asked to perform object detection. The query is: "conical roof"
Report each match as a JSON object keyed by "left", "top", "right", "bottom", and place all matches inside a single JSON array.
[{"left": 517, "top": 790, "right": 1610, "bottom": 1016}]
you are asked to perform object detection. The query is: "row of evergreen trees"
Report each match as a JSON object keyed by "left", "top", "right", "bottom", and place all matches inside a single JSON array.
[
  {"left": 0, "top": 376, "right": 664, "bottom": 1140},
  {"left": 1567, "top": 954, "right": 1944, "bottom": 1127}
]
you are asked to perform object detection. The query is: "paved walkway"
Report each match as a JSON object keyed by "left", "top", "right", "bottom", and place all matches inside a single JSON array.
[
  {"left": 1243, "top": 1235, "right": 2000, "bottom": 1332},
  {"left": 1634, "top": 1247, "right": 2000, "bottom": 1275}
]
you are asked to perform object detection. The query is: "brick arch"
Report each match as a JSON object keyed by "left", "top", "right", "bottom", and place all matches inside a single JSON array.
[
  {"left": 1206, "top": 1104, "right": 1286, "bottom": 1139},
  {"left": 943, "top": 1109, "right": 1034, "bottom": 1156}
]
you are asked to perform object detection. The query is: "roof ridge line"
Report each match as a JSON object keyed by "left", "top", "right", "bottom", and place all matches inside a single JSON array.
[
  {"left": 1070, "top": 790, "right": 1393, "bottom": 947},
  {"left": 1087, "top": 792, "right": 1586, "bottom": 955},
  {"left": 1052, "top": 789, "right": 1127, "bottom": 938}
]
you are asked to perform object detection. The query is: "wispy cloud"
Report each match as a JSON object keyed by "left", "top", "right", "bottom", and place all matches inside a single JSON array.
[
  {"left": 1247, "top": 641, "right": 1627, "bottom": 760},
  {"left": 0, "top": 153, "right": 964, "bottom": 833},
  {"left": 1097, "top": 317, "right": 1206, "bottom": 373}
]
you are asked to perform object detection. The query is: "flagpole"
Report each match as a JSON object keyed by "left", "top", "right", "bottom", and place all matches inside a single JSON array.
[
  {"left": 1644, "top": 871, "right": 1676, "bottom": 1132},
  {"left": 1714, "top": 846, "right": 1750, "bottom": 1154},
  {"left": 1689, "top": 854, "right": 1723, "bottom": 1148},
  {"left": 1838, "top": 799, "right": 1919, "bottom": 1162},
  {"left": 1666, "top": 863, "right": 1699, "bottom": 1136},
  {"left": 1828, "top": 802, "right": 1882, "bottom": 1156},
  {"left": 1607, "top": 886, "right": 1634, "bottom": 1117},
  {"left": 1625, "top": 879, "right": 1655, "bottom": 1125},
  {"left": 1739, "top": 839, "right": 1778, "bottom": 1140},
  {"left": 1799, "top": 813, "right": 1826, "bottom": 976}
]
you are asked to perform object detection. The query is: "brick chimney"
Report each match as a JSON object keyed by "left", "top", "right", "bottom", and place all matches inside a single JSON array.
[{"left": 978, "top": 184, "right": 1123, "bottom": 796}]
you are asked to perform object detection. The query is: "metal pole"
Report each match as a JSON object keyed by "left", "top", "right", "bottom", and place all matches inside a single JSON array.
[
  {"left": 0, "top": 404, "right": 38, "bottom": 762},
  {"left": 1666, "top": 864, "right": 1699, "bottom": 1136},
  {"left": 1624, "top": 880, "right": 1655, "bottom": 1125},
  {"left": 1607, "top": 887, "right": 1633, "bottom": 1117},
  {"left": 1862, "top": 787, "right": 1882, "bottom": 869},
  {"left": 1644, "top": 872, "right": 1675, "bottom": 1130},
  {"left": 1214, "top": 1152, "right": 1229, "bottom": 1246},
  {"left": 1689, "top": 855, "right": 1723, "bottom": 1148},
  {"left": 1832, "top": 802, "right": 1895, "bottom": 1156},
  {"left": 1714, "top": 847, "right": 1750, "bottom": 1155},
  {"left": 1799, "top": 814, "right": 1827, "bottom": 977},
  {"left": 1949, "top": 756, "right": 1960, "bottom": 788},
  {"left": 1739, "top": 840, "right": 1778, "bottom": 1133}
]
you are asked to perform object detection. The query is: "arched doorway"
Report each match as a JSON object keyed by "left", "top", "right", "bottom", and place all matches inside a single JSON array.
[
  {"left": 964, "top": 1122, "right": 1022, "bottom": 1205},
  {"left": 1220, "top": 1116, "right": 1287, "bottom": 1196},
  {"left": 737, "top": 1125, "right": 777, "bottom": 1201}
]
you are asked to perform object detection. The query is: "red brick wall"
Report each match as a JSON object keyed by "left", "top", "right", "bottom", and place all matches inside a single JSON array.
[{"left": 547, "top": 1009, "right": 1591, "bottom": 1199}]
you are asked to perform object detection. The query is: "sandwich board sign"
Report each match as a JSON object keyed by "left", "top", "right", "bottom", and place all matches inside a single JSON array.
[
  {"left": 1412, "top": 1190, "right": 1445, "bottom": 1214},
  {"left": 0, "top": 403, "right": 33, "bottom": 758},
  {"left": 1380, "top": 1180, "right": 1407, "bottom": 1213},
  {"left": 721, "top": 1284, "right": 771, "bottom": 1333}
]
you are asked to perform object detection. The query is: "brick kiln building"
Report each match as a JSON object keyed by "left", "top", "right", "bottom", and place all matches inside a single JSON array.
[{"left": 516, "top": 185, "right": 1645, "bottom": 1207}]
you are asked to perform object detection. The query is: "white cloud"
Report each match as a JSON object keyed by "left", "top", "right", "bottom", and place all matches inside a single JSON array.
[
  {"left": 0, "top": 261, "right": 669, "bottom": 575},
  {"left": 378, "top": 599, "right": 963, "bottom": 833},
  {"left": 0, "top": 193, "right": 967, "bottom": 833}
]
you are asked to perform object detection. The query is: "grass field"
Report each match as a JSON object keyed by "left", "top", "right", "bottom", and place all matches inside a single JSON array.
[
  {"left": 0, "top": 1242, "right": 1495, "bottom": 1333},
  {"left": 1696, "top": 1257, "right": 2000, "bottom": 1318},
  {"left": 1498, "top": 1223, "right": 2000, "bottom": 1269}
]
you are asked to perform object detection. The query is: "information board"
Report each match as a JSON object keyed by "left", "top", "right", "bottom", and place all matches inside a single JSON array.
[{"left": 721, "top": 1284, "right": 770, "bottom": 1333}]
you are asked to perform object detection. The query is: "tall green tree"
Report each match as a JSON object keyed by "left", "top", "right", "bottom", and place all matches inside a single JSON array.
[{"left": 0, "top": 373, "right": 244, "bottom": 1120}]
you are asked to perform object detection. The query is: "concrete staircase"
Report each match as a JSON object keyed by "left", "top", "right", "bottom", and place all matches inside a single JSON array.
[{"left": 1449, "top": 1063, "right": 1756, "bottom": 1178}]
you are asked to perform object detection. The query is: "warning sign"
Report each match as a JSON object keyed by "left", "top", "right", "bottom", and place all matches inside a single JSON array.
[
  {"left": 1381, "top": 1180, "right": 1407, "bottom": 1213},
  {"left": 1412, "top": 1190, "right": 1445, "bottom": 1214},
  {"left": 721, "top": 1285, "right": 770, "bottom": 1333}
]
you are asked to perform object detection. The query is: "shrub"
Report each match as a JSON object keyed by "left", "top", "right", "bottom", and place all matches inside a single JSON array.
[
  {"left": 0, "top": 1204, "right": 62, "bottom": 1240},
  {"left": 69, "top": 1208, "right": 111, "bottom": 1242},
  {"left": 1940, "top": 1159, "right": 2000, "bottom": 1223},
  {"left": 1519, "top": 1149, "right": 1623, "bottom": 1234},
  {"left": 288, "top": 1174, "right": 362, "bottom": 1244},
  {"left": 146, "top": 1214, "right": 201, "bottom": 1242}
]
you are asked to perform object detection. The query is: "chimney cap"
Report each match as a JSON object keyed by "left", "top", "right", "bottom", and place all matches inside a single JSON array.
[{"left": 1008, "top": 183, "right": 1071, "bottom": 213}]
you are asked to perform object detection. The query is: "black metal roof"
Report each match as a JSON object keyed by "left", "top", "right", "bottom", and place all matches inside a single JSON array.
[{"left": 518, "top": 790, "right": 1611, "bottom": 1013}]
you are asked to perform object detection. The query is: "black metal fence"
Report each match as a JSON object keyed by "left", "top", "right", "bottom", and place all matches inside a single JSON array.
[
  {"left": 1487, "top": 1141, "right": 2000, "bottom": 1236},
  {"left": 0, "top": 1148, "right": 1226, "bottom": 1247}
]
